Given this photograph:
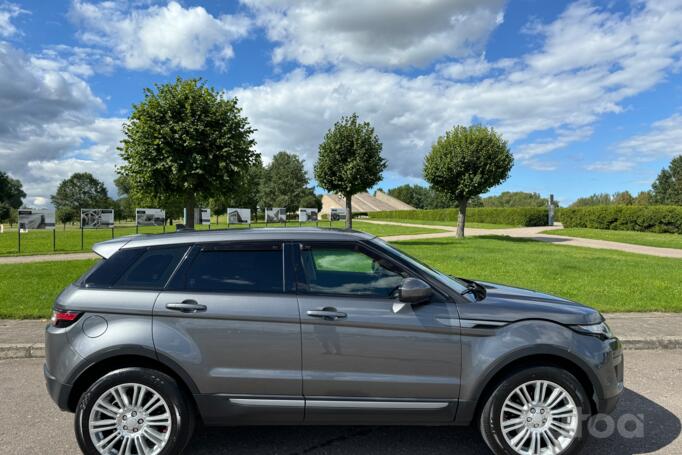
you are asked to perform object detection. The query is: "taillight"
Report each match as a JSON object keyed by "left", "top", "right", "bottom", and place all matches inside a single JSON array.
[{"left": 51, "top": 310, "right": 82, "bottom": 328}]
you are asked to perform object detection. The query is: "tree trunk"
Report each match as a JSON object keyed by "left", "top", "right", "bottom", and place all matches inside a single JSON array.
[
  {"left": 185, "top": 193, "right": 196, "bottom": 229},
  {"left": 456, "top": 198, "right": 468, "bottom": 238},
  {"left": 345, "top": 193, "right": 353, "bottom": 230}
]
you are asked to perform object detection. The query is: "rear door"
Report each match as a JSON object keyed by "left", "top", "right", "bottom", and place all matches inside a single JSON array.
[
  {"left": 153, "top": 241, "right": 303, "bottom": 424},
  {"left": 294, "top": 241, "right": 461, "bottom": 423}
]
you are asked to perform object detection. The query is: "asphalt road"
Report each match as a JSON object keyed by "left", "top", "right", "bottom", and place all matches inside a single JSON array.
[{"left": 1, "top": 351, "right": 680, "bottom": 454}]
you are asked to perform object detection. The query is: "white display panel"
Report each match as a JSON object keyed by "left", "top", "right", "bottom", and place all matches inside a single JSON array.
[
  {"left": 227, "top": 208, "right": 251, "bottom": 224},
  {"left": 265, "top": 208, "right": 286, "bottom": 223},
  {"left": 298, "top": 208, "right": 318, "bottom": 222},
  {"left": 81, "top": 209, "right": 115, "bottom": 229},
  {"left": 18, "top": 209, "right": 55, "bottom": 230},
  {"left": 136, "top": 208, "right": 166, "bottom": 226}
]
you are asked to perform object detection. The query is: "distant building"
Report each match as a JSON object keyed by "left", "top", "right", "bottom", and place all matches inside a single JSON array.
[{"left": 321, "top": 191, "right": 415, "bottom": 216}]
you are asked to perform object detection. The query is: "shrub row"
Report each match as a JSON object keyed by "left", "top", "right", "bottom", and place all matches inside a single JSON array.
[
  {"left": 369, "top": 207, "right": 549, "bottom": 227},
  {"left": 560, "top": 205, "right": 682, "bottom": 233}
]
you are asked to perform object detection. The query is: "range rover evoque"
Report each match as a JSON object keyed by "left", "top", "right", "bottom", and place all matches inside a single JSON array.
[{"left": 44, "top": 228, "right": 624, "bottom": 455}]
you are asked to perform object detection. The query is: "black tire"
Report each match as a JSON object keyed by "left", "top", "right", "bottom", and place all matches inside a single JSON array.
[
  {"left": 75, "top": 367, "right": 195, "bottom": 455},
  {"left": 479, "top": 366, "right": 590, "bottom": 455}
]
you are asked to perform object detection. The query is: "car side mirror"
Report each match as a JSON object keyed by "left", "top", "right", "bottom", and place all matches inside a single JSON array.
[{"left": 393, "top": 277, "right": 433, "bottom": 313}]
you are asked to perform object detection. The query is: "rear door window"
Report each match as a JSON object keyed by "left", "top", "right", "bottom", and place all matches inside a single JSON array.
[
  {"left": 184, "top": 244, "right": 283, "bottom": 293},
  {"left": 82, "top": 248, "right": 144, "bottom": 288}
]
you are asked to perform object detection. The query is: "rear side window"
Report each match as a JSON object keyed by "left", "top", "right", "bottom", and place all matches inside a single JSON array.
[
  {"left": 115, "top": 246, "right": 189, "bottom": 289},
  {"left": 185, "top": 248, "right": 283, "bottom": 293},
  {"left": 82, "top": 249, "right": 144, "bottom": 288}
]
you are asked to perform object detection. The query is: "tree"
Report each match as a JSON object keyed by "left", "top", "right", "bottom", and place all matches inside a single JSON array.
[
  {"left": 652, "top": 155, "right": 682, "bottom": 205},
  {"left": 0, "top": 171, "right": 26, "bottom": 224},
  {"left": 482, "top": 191, "right": 556, "bottom": 208},
  {"left": 299, "top": 189, "right": 322, "bottom": 211},
  {"left": 424, "top": 125, "right": 513, "bottom": 237},
  {"left": 315, "top": 113, "right": 386, "bottom": 229},
  {"left": 634, "top": 191, "right": 653, "bottom": 205},
  {"left": 570, "top": 193, "right": 612, "bottom": 208},
  {"left": 118, "top": 77, "right": 258, "bottom": 228},
  {"left": 386, "top": 184, "right": 459, "bottom": 210},
  {"left": 259, "top": 151, "right": 309, "bottom": 213},
  {"left": 213, "top": 156, "right": 264, "bottom": 221},
  {"left": 612, "top": 191, "right": 634, "bottom": 205},
  {"left": 51, "top": 173, "right": 111, "bottom": 224}
]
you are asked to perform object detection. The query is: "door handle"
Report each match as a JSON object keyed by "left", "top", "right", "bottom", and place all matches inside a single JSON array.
[
  {"left": 307, "top": 307, "right": 347, "bottom": 320},
  {"left": 166, "top": 300, "right": 207, "bottom": 313}
]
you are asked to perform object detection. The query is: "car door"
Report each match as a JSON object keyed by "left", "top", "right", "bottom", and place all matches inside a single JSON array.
[
  {"left": 293, "top": 241, "right": 461, "bottom": 423},
  {"left": 153, "top": 241, "right": 303, "bottom": 424}
]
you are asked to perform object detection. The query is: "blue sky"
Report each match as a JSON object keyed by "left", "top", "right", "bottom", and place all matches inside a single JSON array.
[{"left": 1, "top": 0, "right": 681, "bottom": 207}]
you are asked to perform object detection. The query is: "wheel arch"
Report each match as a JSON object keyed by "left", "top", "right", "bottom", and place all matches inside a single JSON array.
[
  {"left": 456, "top": 346, "right": 600, "bottom": 425},
  {"left": 66, "top": 345, "right": 200, "bottom": 413}
]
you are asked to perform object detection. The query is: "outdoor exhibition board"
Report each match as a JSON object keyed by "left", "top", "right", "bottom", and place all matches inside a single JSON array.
[
  {"left": 299, "top": 208, "right": 318, "bottom": 222},
  {"left": 136, "top": 208, "right": 166, "bottom": 226},
  {"left": 330, "top": 208, "right": 347, "bottom": 221},
  {"left": 194, "top": 208, "right": 211, "bottom": 225},
  {"left": 228, "top": 208, "right": 251, "bottom": 224},
  {"left": 81, "top": 209, "right": 115, "bottom": 228},
  {"left": 18, "top": 208, "right": 55, "bottom": 230},
  {"left": 265, "top": 207, "right": 286, "bottom": 223}
]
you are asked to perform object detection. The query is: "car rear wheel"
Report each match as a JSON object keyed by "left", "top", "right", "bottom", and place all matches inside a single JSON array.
[
  {"left": 75, "top": 367, "right": 194, "bottom": 455},
  {"left": 479, "top": 366, "right": 590, "bottom": 455}
]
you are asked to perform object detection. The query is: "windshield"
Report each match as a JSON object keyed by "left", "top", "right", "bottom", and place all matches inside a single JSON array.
[{"left": 371, "top": 238, "right": 469, "bottom": 294}]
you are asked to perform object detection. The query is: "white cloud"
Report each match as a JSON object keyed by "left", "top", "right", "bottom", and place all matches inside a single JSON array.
[
  {"left": 588, "top": 112, "right": 682, "bottom": 172},
  {"left": 69, "top": 0, "right": 251, "bottom": 72},
  {"left": 243, "top": 0, "right": 506, "bottom": 68},
  {"left": 232, "top": 1, "right": 682, "bottom": 176},
  {"left": 0, "top": 2, "right": 27, "bottom": 37},
  {"left": 0, "top": 41, "right": 124, "bottom": 204}
]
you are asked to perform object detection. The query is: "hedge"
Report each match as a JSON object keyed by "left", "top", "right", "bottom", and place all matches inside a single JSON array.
[
  {"left": 369, "top": 207, "right": 549, "bottom": 227},
  {"left": 560, "top": 205, "right": 682, "bottom": 233}
]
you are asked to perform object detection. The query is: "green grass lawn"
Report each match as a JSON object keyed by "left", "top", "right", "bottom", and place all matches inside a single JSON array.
[
  {"left": 0, "top": 259, "right": 97, "bottom": 319},
  {"left": 0, "top": 221, "right": 442, "bottom": 256},
  {"left": 367, "top": 218, "right": 516, "bottom": 229},
  {"left": 394, "top": 236, "right": 682, "bottom": 313},
  {"left": 3, "top": 235, "right": 680, "bottom": 319},
  {"left": 544, "top": 228, "right": 682, "bottom": 250}
]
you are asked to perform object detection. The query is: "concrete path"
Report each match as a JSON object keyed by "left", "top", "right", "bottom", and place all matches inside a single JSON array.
[
  {"left": 0, "top": 252, "right": 97, "bottom": 265},
  {"left": 3, "top": 313, "right": 681, "bottom": 360},
  {"left": 367, "top": 220, "right": 682, "bottom": 258}
]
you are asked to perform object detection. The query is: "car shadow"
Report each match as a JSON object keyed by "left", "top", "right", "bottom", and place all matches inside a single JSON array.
[{"left": 186, "top": 388, "right": 680, "bottom": 454}]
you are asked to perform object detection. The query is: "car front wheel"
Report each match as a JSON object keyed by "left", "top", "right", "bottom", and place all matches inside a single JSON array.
[
  {"left": 479, "top": 366, "right": 590, "bottom": 455},
  {"left": 74, "top": 367, "right": 194, "bottom": 455}
]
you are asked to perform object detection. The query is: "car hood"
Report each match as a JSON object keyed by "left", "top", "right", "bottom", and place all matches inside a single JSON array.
[{"left": 456, "top": 280, "right": 603, "bottom": 326}]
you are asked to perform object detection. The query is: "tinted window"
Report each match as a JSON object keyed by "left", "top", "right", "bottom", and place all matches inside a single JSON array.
[
  {"left": 299, "top": 245, "right": 406, "bottom": 297},
  {"left": 115, "top": 246, "right": 188, "bottom": 289},
  {"left": 82, "top": 248, "right": 144, "bottom": 288},
  {"left": 186, "top": 249, "right": 283, "bottom": 293}
]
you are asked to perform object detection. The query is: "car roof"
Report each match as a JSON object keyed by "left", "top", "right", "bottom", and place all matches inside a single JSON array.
[{"left": 92, "top": 228, "right": 376, "bottom": 258}]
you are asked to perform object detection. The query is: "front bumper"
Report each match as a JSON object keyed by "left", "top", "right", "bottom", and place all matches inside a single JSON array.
[
  {"left": 44, "top": 363, "right": 73, "bottom": 411},
  {"left": 592, "top": 336, "right": 624, "bottom": 415}
]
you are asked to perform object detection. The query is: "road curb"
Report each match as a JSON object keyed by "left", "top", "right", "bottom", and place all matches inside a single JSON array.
[
  {"left": 2, "top": 338, "right": 682, "bottom": 360},
  {"left": 0, "top": 343, "right": 46, "bottom": 360}
]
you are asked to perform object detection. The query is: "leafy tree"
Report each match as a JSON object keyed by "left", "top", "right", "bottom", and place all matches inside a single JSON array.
[
  {"left": 0, "top": 171, "right": 26, "bottom": 224},
  {"left": 118, "top": 77, "right": 257, "bottom": 228},
  {"left": 634, "top": 191, "right": 653, "bottom": 205},
  {"left": 570, "top": 193, "right": 612, "bottom": 208},
  {"left": 259, "top": 151, "right": 309, "bottom": 213},
  {"left": 386, "top": 184, "right": 460, "bottom": 210},
  {"left": 315, "top": 113, "right": 386, "bottom": 229},
  {"left": 51, "top": 173, "right": 111, "bottom": 224},
  {"left": 424, "top": 125, "right": 513, "bottom": 237},
  {"left": 611, "top": 191, "right": 634, "bottom": 206},
  {"left": 652, "top": 155, "right": 682, "bottom": 205},
  {"left": 482, "top": 191, "right": 556, "bottom": 208},
  {"left": 299, "top": 189, "right": 322, "bottom": 211},
  {"left": 212, "top": 156, "right": 265, "bottom": 222}
]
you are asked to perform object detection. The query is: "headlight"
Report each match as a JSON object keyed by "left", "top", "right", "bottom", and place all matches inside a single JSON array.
[{"left": 571, "top": 322, "right": 614, "bottom": 340}]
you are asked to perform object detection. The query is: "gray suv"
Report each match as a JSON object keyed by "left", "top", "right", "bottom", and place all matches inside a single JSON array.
[{"left": 44, "top": 228, "right": 623, "bottom": 455}]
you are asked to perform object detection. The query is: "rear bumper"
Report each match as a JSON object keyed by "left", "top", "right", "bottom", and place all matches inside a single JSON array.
[{"left": 44, "top": 363, "right": 73, "bottom": 412}]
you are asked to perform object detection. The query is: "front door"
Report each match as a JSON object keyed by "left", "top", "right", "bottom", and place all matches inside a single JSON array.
[
  {"left": 294, "top": 241, "right": 461, "bottom": 423},
  {"left": 153, "top": 241, "right": 303, "bottom": 424}
]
